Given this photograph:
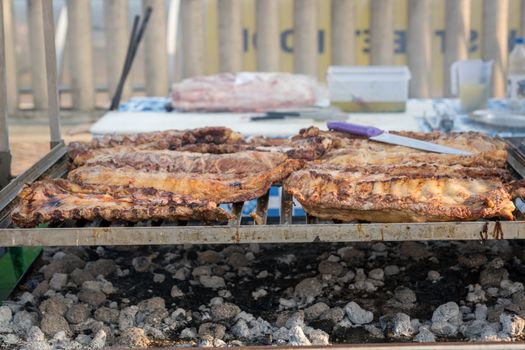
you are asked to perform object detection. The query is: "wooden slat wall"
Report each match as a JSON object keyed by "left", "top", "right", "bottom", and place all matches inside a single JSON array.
[
  {"left": 3, "top": 0, "right": 17, "bottom": 115},
  {"left": 218, "top": 0, "right": 242, "bottom": 73},
  {"left": 407, "top": 0, "right": 431, "bottom": 98},
  {"left": 482, "top": 0, "right": 509, "bottom": 98},
  {"left": 67, "top": 0, "right": 95, "bottom": 111},
  {"left": 143, "top": 0, "right": 169, "bottom": 96},
  {"left": 293, "top": 0, "right": 318, "bottom": 76},
  {"left": 6, "top": 0, "right": 522, "bottom": 112},
  {"left": 331, "top": 0, "right": 355, "bottom": 65},
  {"left": 104, "top": 0, "right": 130, "bottom": 102},
  {"left": 181, "top": 0, "right": 205, "bottom": 78},
  {"left": 444, "top": 0, "right": 471, "bottom": 97},
  {"left": 27, "top": 0, "right": 47, "bottom": 110},
  {"left": 256, "top": 0, "right": 279, "bottom": 71},
  {"left": 370, "top": 0, "right": 394, "bottom": 65}
]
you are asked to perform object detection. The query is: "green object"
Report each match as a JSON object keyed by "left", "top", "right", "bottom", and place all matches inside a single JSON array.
[{"left": 0, "top": 247, "right": 42, "bottom": 302}]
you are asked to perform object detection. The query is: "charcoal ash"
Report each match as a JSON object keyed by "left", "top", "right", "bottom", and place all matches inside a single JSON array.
[{"left": 2, "top": 241, "right": 525, "bottom": 348}]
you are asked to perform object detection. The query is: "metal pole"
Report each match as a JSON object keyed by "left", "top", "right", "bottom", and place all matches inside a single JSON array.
[
  {"left": 27, "top": 0, "right": 47, "bottom": 110},
  {"left": 167, "top": 0, "right": 181, "bottom": 83},
  {"left": 0, "top": 0, "right": 12, "bottom": 187},
  {"left": 42, "top": 0, "right": 62, "bottom": 147},
  {"left": 3, "top": 0, "right": 18, "bottom": 116}
]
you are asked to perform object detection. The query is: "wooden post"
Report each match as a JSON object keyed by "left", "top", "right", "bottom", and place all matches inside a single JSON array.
[
  {"left": 27, "top": 0, "right": 47, "bottom": 110},
  {"left": 331, "top": 0, "right": 355, "bottom": 65},
  {"left": 67, "top": 0, "right": 95, "bottom": 111},
  {"left": 181, "top": 0, "right": 204, "bottom": 78},
  {"left": 0, "top": 0, "right": 12, "bottom": 186},
  {"left": 218, "top": 0, "right": 242, "bottom": 73},
  {"left": 482, "top": 0, "right": 509, "bottom": 98},
  {"left": 256, "top": 0, "right": 279, "bottom": 71},
  {"left": 407, "top": 0, "right": 431, "bottom": 98},
  {"left": 370, "top": 0, "right": 394, "bottom": 65},
  {"left": 293, "top": 0, "right": 318, "bottom": 76},
  {"left": 105, "top": 0, "right": 130, "bottom": 102},
  {"left": 444, "top": 0, "right": 470, "bottom": 97},
  {"left": 3, "top": 0, "right": 17, "bottom": 115},
  {"left": 144, "top": 0, "right": 169, "bottom": 96}
]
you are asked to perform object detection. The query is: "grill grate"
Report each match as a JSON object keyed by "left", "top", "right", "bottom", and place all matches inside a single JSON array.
[{"left": 1, "top": 140, "right": 525, "bottom": 246}]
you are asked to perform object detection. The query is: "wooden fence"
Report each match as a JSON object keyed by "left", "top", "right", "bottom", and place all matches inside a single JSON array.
[{"left": 0, "top": 0, "right": 520, "bottom": 114}]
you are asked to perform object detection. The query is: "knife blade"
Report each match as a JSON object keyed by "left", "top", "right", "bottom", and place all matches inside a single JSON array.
[{"left": 327, "top": 121, "right": 472, "bottom": 156}]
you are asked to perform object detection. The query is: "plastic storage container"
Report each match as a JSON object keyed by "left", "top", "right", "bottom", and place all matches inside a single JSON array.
[{"left": 327, "top": 66, "right": 411, "bottom": 113}]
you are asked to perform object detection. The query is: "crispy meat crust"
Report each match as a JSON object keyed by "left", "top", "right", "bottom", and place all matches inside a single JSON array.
[
  {"left": 68, "top": 151, "right": 304, "bottom": 203},
  {"left": 285, "top": 169, "right": 516, "bottom": 222},
  {"left": 506, "top": 180, "right": 525, "bottom": 198},
  {"left": 305, "top": 163, "right": 512, "bottom": 181},
  {"left": 69, "top": 127, "right": 244, "bottom": 164},
  {"left": 11, "top": 179, "right": 232, "bottom": 228},
  {"left": 294, "top": 127, "right": 508, "bottom": 167}
]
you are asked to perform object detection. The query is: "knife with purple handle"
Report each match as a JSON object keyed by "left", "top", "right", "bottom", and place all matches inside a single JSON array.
[{"left": 327, "top": 121, "right": 472, "bottom": 156}]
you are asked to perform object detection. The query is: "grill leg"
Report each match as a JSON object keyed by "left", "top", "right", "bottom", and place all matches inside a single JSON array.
[
  {"left": 0, "top": 151, "right": 11, "bottom": 188},
  {"left": 229, "top": 202, "right": 244, "bottom": 227},
  {"left": 280, "top": 189, "right": 293, "bottom": 225}
]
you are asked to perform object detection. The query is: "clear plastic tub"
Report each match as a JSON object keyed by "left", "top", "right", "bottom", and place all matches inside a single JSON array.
[{"left": 327, "top": 66, "right": 411, "bottom": 113}]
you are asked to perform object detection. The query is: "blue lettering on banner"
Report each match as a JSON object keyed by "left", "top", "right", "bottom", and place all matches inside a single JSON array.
[
  {"left": 318, "top": 30, "right": 325, "bottom": 54},
  {"left": 244, "top": 28, "right": 521, "bottom": 55},
  {"left": 434, "top": 30, "right": 445, "bottom": 53},
  {"left": 243, "top": 28, "right": 249, "bottom": 52},
  {"left": 394, "top": 30, "right": 406, "bottom": 53},
  {"left": 469, "top": 30, "right": 478, "bottom": 53},
  {"left": 281, "top": 29, "right": 294, "bottom": 53},
  {"left": 509, "top": 29, "right": 518, "bottom": 50},
  {"left": 362, "top": 29, "right": 370, "bottom": 53}
]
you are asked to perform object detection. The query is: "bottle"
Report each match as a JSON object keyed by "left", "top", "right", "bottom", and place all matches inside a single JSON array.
[{"left": 507, "top": 37, "right": 525, "bottom": 109}]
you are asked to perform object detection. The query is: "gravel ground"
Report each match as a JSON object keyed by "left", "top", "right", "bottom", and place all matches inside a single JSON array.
[{"left": 1, "top": 239, "right": 525, "bottom": 349}]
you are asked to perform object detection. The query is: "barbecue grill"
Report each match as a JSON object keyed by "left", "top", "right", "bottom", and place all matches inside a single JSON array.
[
  {"left": 1, "top": 1, "right": 525, "bottom": 250},
  {"left": 1, "top": 138, "right": 525, "bottom": 248}
]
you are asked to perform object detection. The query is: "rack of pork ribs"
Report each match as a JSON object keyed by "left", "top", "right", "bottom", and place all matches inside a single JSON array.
[{"left": 12, "top": 126, "right": 525, "bottom": 228}]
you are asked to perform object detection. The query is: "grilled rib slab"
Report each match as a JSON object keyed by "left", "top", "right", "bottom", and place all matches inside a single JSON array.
[
  {"left": 69, "top": 127, "right": 244, "bottom": 165},
  {"left": 285, "top": 169, "right": 516, "bottom": 222},
  {"left": 284, "top": 128, "right": 515, "bottom": 222},
  {"left": 12, "top": 180, "right": 232, "bottom": 228},
  {"left": 68, "top": 151, "right": 303, "bottom": 203}
]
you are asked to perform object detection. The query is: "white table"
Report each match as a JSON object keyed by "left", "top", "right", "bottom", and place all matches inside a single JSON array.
[{"left": 90, "top": 100, "right": 434, "bottom": 137}]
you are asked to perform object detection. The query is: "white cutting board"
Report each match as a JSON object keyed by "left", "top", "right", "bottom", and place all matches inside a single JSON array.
[{"left": 90, "top": 111, "right": 332, "bottom": 138}]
